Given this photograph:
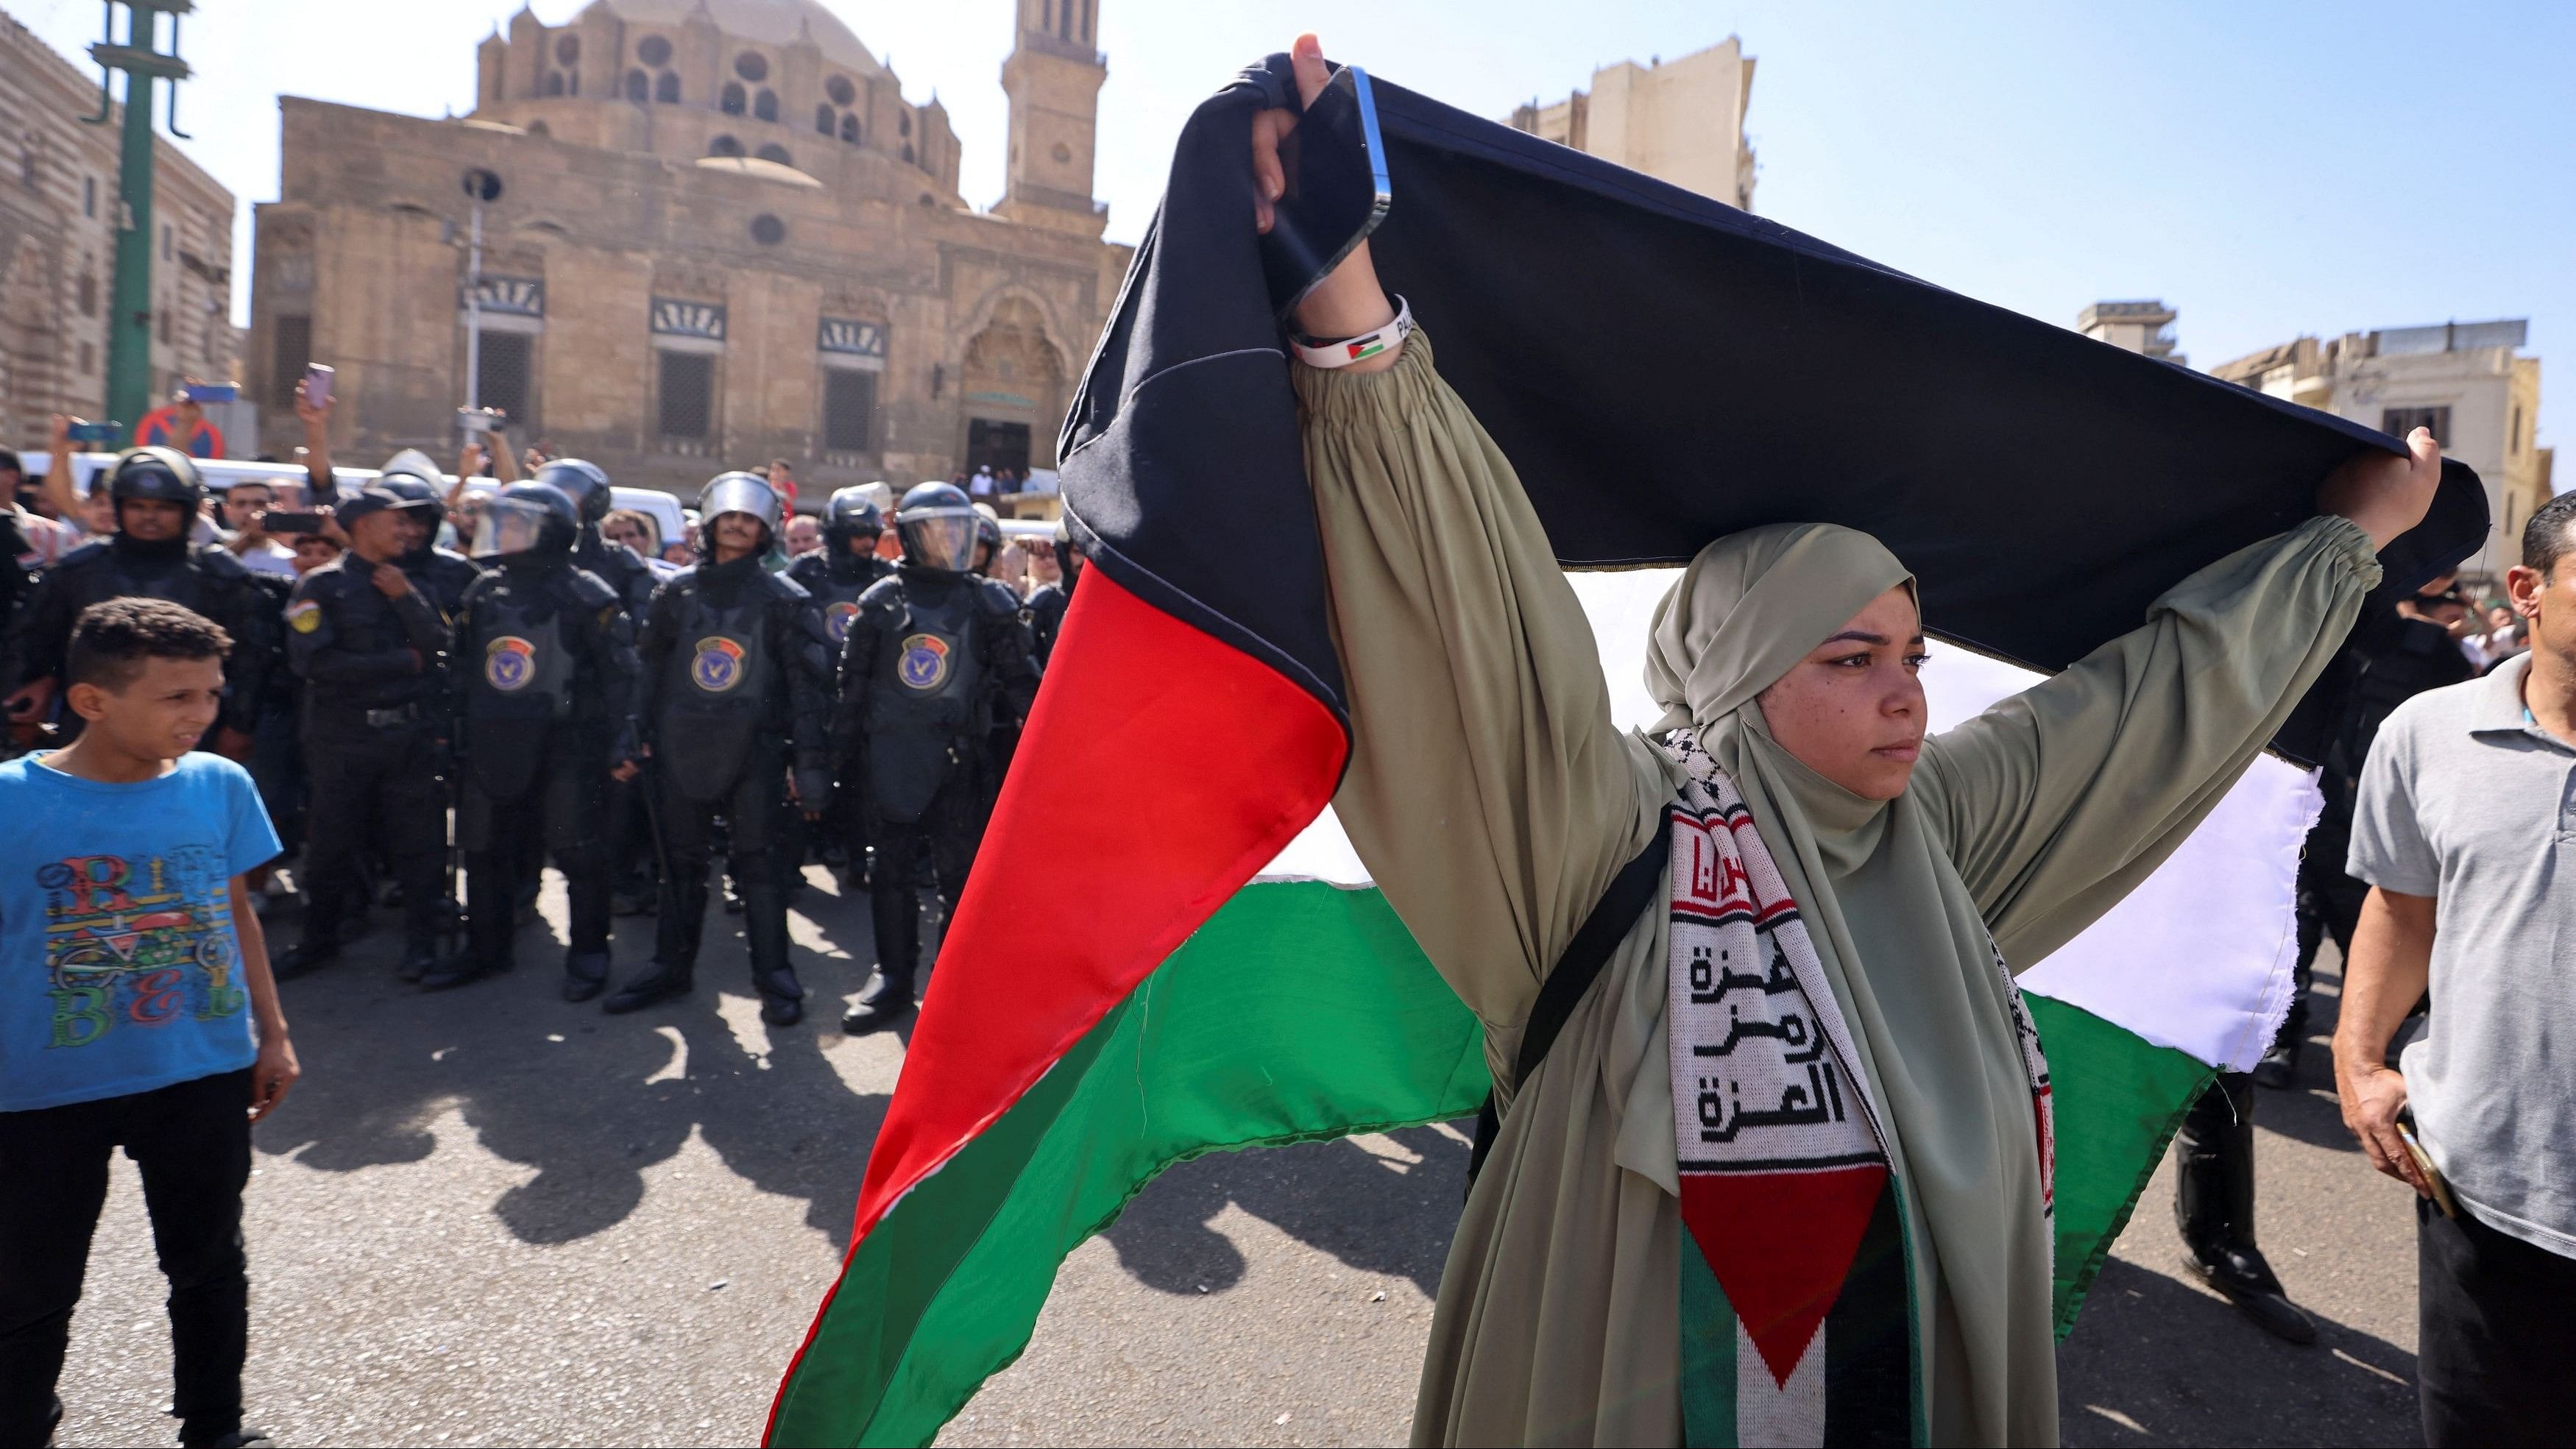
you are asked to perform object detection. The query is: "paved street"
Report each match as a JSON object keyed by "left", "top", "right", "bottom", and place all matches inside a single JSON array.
[{"left": 57, "top": 871, "right": 2424, "bottom": 1447}]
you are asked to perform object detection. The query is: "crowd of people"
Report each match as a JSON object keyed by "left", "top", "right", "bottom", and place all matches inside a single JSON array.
[{"left": 0, "top": 380, "right": 1086, "bottom": 1445}]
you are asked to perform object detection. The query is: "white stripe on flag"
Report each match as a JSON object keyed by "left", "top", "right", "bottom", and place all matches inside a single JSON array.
[{"left": 1259, "top": 570, "right": 2311, "bottom": 1071}]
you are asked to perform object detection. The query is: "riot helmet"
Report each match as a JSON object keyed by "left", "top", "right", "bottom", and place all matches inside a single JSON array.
[
  {"left": 107, "top": 446, "right": 205, "bottom": 514},
  {"left": 376, "top": 470, "right": 447, "bottom": 525},
  {"left": 472, "top": 481, "right": 580, "bottom": 563},
  {"left": 971, "top": 509, "right": 1003, "bottom": 575},
  {"left": 823, "top": 486, "right": 885, "bottom": 551},
  {"left": 893, "top": 481, "right": 977, "bottom": 574},
  {"left": 1052, "top": 514, "right": 1083, "bottom": 586},
  {"left": 698, "top": 471, "right": 785, "bottom": 545},
  {"left": 535, "top": 458, "right": 615, "bottom": 525}
]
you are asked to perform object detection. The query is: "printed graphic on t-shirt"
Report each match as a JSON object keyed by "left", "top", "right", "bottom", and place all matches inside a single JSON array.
[{"left": 38, "top": 849, "right": 242, "bottom": 1049}]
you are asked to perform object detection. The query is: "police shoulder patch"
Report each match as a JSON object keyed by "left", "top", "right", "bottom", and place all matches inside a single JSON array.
[{"left": 286, "top": 598, "right": 323, "bottom": 634}]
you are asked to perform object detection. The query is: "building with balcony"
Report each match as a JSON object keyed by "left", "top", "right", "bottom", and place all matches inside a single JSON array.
[
  {"left": 2212, "top": 319, "right": 2550, "bottom": 584},
  {"left": 248, "top": 0, "right": 1126, "bottom": 499},
  {"left": 2078, "top": 300, "right": 2185, "bottom": 369}
]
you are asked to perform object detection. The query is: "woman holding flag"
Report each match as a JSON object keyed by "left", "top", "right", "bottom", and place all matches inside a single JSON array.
[{"left": 1256, "top": 32, "right": 2439, "bottom": 1448}]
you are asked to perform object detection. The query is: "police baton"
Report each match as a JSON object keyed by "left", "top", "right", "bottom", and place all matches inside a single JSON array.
[{"left": 634, "top": 751, "right": 680, "bottom": 919}]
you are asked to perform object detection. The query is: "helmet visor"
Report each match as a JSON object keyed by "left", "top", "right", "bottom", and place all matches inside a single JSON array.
[
  {"left": 898, "top": 509, "right": 977, "bottom": 573},
  {"left": 699, "top": 477, "right": 782, "bottom": 537},
  {"left": 473, "top": 495, "right": 558, "bottom": 559}
]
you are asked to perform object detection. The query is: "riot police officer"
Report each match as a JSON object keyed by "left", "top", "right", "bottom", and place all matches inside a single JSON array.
[
  {"left": 835, "top": 482, "right": 1041, "bottom": 1033},
  {"left": 2, "top": 447, "right": 275, "bottom": 751},
  {"left": 789, "top": 487, "right": 896, "bottom": 883},
  {"left": 538, "top": 458, "right": 659, "bottom": 918},
  {"left": 1023, "top": 515, "right": 1081, "bottom": 666},
  {"left": 534, "top": 458, "right": 658, "bottom": 619},
  {"left": 427, "top": 483, "right": 639, "bottom": 997},
  {"left": 606, "top": 472, "right": 834, "bottom": 1026},
  {"left": 378, "top": 468, "right": 483, "bottom": 620},
  {"left": 273, "top": 482, "right": 454, "bottom": 980}
]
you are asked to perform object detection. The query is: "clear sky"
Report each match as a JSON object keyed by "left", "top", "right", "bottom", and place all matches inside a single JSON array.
[{"left": 15, "top": 0, "right": 2567, "bottom": 456}]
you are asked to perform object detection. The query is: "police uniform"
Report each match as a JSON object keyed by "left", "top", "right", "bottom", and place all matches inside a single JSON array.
[
  {"left": 276, "top": 486, "right": 454, "bottom": 980},
  {"left": 787, "top": 487, "right": 894, "bottom": 884},
  {"left": 835, "top": 482, "right": 1040, "bottom": 1033},
  {"left": 607, "top": 473, "right": 833, "bottom": 1027},
  {"left": 429, "top": 483, "right": 639, "bottom": 998},
  {"left": 2170, "top": 581, "right": 2479, "bottom": 1345},
  {"left": 1022, "top": 519, "right": 1083, "bottom": 667},
  {"left": 4, "top": 451, "right": 277, "bottom": 747},
  {"left": 537, "top": 461, "right": 659, "bottom": 915}
]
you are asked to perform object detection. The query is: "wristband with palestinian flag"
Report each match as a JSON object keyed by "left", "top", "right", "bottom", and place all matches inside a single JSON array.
[{"left": 1291, "top": 294, "right": 1412, "bottom": 369}]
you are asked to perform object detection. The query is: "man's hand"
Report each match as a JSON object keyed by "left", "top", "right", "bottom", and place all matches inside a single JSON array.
[
  {"left": 4, "top": 678, "right": 54, "bottom": 721},
  {"left": 458, "top": 442, "right": 487, "bottom": 481},
  {"left": 371, "top": 562, "right": 414, "bottom": 600},
  {"left": 2339, "top": 1063, "right": 2430, "bottom": 1197},
  {"left": 47, "top": 413, "right": 71, "bottom": 451},
  {"left": 2319, "top": 425, "right": 2442, "bottom": 553},
  {"left": 294, "top": 389, "right": 332, "bottom": 434},
  {"left": 249, "top": 1031, "right": 300, "bottom": 1124},
  {"left": 611, "top": 759, "right": 641, "bottom": 783}
]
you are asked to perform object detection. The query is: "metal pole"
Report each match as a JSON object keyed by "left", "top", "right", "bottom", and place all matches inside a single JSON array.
[
  {"left": 464, "top": 192, "right": 484, "bottom": 413},
  {"left": 104, "top": 8, "right": 158, "bottom": 434}
]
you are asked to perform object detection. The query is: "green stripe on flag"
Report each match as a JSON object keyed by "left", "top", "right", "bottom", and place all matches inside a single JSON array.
[
  {"left": 772, "top": 881, "right": 1490, "bottom": 1447},
  {"left": 2023, "top": 992, "right": 2215, "bottom": 1340}
]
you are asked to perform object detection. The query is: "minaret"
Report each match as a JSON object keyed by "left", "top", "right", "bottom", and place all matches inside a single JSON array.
[{"left": 994, "top": 0, "right": 1105, "bottom": 238}]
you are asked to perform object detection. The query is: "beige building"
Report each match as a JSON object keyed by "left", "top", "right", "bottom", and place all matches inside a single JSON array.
[
  {"left": 1507, "top": 38, "right": 1757, "bottom": 210},
  {"left": 0, "top": 10, "right": 238, "bottom": 450},
  {"left": 249, "top": 0, "right": 1127, "bottom": 500},
  {"left": 2212, "top": 320, "right": 2550, "bottom": 584},
  {"left": 2078, "top": 300, "right": 2186, "bottom": 369}
]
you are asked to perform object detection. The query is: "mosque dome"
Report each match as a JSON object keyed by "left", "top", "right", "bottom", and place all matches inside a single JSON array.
[{"left": 573, "top": 0, "right": 887, "bottom": 78}]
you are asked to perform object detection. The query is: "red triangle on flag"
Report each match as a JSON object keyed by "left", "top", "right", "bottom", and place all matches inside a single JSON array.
[{"left": 1677, "top": 1164, "right": 1889, "bottom": 1387}]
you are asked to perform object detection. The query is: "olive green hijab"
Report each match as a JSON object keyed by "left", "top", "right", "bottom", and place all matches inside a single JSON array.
[{"left": 1642, "top": 522, "right": 2063, "bottom": 1445}]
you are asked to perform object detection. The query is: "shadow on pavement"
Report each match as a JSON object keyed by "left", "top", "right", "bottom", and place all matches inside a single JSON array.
[
  {"left": 2059, "top": 1255, "right": 2419, "bottom": 1447},
  {"left": 1101, "top": 1124, "right": 1468, "bottom": 1300},
  {"left": 254, "top": 873, "right": 895, "bottom": 1252}
]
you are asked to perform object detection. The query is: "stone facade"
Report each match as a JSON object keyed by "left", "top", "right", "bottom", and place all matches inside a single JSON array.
[
  {"left": 1509, "top": 38, "right": 1758, "bottom": 211},
  {"left": 249, "top": 0, "right": 1125, "bottom": 501},
  {"left": 0, "top": 10, "right": 238, "bottom": 449},
  {"left": 2212, "top": 320, "right": 2550, "bottom": 586}
]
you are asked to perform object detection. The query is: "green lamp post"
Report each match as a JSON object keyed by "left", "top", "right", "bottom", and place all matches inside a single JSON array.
[{"left": 81, "top": 0, "right": 194, "bottom": 439}]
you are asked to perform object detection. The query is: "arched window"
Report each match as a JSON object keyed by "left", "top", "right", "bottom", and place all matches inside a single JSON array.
[
  {"left": 734, "top": 52, "right": 769, "bottom": 83},
  {"left": 901, "top": 141, "right": 914, "bottom": 164},
  {"left": 1080, "top": 0, "right": 1093, "bottom": 43},
  {"left": 565, "top": 70, "right": 578, "bottom": 96},
  {"left": 815, "top": 103, "right": 835, "bottom": 135},
  {"left": 636, "top": 35, "right": 671, "bottom": 67},
  {"left": 721, "top": 82, "right": 746, "bottom": 116},
  {"left": 825, "top": 74, "right": 856, "bottom": 107},
  {"left": 839, "top": 113, "right": 860, "bottom": 144},
  {"left": 897, "top": 111, "right": 911, "bottom": 138},
  {"left": 753, "top": 88, "right": 778, "bottom": 124},
  {"left": 755, "top": 143, "right": 790, "bottom": 166},
  {"left": 543, "top": 71, "right": 565, "bottom": 97},
  {"left": 709, "top": 135, "right": 743, "bottom": 158},
  {"left": 626, "top": 68, "right": 649, "bottom": 102},
  {"left": 554, "top": 35, "right": 580, "bottom": 65},
  {"left": 654, "top": 71, "right": 679, "bottom": 104}
]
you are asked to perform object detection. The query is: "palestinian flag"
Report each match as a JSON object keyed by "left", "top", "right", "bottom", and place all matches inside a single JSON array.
[{"left": 766, "top": 56, "right": 2482, "bottom": 1448}]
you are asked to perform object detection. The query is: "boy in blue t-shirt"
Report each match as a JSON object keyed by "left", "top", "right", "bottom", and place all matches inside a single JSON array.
[{"left": 0, "top": 598, "right": 296, "bottom": 1449}]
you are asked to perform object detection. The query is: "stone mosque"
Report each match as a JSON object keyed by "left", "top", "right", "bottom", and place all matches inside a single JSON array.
[{"left": 248, "top": 0, "right": 1125, "bottom": 500}]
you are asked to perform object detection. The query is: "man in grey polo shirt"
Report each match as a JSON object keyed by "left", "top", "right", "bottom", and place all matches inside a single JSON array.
[{"left": 2338, "top": 490, "right": 2576, "bottom": 1447}]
